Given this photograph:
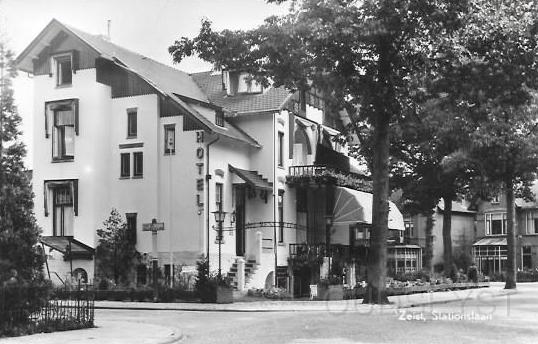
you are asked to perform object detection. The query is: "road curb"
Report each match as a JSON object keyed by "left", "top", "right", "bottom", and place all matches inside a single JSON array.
[{"left": 94, "top": 287, "right": 512, "bottom": 313}]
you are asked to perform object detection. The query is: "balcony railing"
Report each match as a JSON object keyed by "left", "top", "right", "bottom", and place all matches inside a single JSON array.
[
  {"left": 288, "top": 165, "right": 327, "bottom": 177},
  {"left": 289, "top": 243, "right": 353, "bottom": 258}
]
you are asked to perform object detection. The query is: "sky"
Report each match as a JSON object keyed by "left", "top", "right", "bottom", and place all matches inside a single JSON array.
[{"left": 0, "top": 0, "right": 289, "bottom": 167}]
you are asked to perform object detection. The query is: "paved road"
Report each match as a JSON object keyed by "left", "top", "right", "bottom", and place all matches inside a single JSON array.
[{"left": 95, "top": 283, "right": 538, "bottom": 344}]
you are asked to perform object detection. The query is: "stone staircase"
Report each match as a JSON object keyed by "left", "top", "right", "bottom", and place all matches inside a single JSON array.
[{"left": 227, "top": 258, "right": 259, "bottom": 290}]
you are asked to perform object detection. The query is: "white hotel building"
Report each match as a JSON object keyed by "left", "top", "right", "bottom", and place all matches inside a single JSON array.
[{"left": 16, "top": 19, "right": 407, "bottom": 292}]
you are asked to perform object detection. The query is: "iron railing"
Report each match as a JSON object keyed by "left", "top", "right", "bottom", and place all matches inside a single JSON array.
[
  {"left": 289, "top": 243, "right": 354, "bottom": 258},
  {"left": 288, "top": 165, "right": 327, "bottom": 177}
]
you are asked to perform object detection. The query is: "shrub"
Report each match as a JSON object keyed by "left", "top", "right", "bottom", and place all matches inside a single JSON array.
[{"left": 393, "top": 270, "right": 431, "bottom": 282}]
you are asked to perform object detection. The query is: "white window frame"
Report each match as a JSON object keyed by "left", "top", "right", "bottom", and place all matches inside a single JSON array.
[
  {"left": 525, "top": 211, "right": 538, "bottom": 235},
  {"left": 52, "top": 53, "right": 73, "bottom": 86},
  {"left": 485, "top": 212, "right": 507, "bottom": 236}
]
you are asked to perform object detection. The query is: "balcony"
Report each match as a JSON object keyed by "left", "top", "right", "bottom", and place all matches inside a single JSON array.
[
  {"left": 289, "top": 243, "right": 354, "bottom": 259},
  {"left": 288, "top": 165, "right": 328, "bottom": 177}
]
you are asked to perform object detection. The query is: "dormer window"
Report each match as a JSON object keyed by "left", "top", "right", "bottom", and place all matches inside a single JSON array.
[
  {"left": 54, "top": 54, "right": 72, "bottom": 86},
  {"left": 222, "top": 71, "right": 263, "bottom": 96}
]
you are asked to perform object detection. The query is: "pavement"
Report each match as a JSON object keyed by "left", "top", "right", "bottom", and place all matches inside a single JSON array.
[{"left": 0, "top": 283, "right": 514, "bottom": 344}]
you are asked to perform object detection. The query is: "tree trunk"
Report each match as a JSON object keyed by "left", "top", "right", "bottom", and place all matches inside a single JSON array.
[
  {"left": 423, "top": 211, "right": 434, "bottom": 274},
  {"left": 504, "top": 178, "right": 517, "bottom": 289},
  {"left": 363, "top": 111, "right": 390, "bottom": 305},
  {"left": 442, "top": 196, "right": 455, "bottom": 278}
]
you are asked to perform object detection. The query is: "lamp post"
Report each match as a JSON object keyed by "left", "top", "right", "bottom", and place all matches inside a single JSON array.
[
  {"left": 325, "top": 215, "right": 334, "bottom": 277},
  {"left": 212, "top": 208, "right": 227, "bottom": 279}
]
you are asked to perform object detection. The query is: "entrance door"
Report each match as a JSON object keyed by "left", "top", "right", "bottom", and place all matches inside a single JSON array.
[{"left": 235, "top": 186, "right": 246, "bottom": 256}]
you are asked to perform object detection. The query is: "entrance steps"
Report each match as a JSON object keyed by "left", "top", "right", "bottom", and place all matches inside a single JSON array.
[{"left": 227, "top": 258, "right": 259, "bottom": 290}]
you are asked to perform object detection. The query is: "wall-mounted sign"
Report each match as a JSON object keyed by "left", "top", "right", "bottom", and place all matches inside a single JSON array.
[{"left": 195, "top": 131, "right": 205, "bottom": 214}]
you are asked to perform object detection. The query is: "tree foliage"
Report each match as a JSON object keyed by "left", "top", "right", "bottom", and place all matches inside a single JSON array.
[
  {"left": 0, "top": 42, "right": 45, "bottom": 286},
  {"left": 170, "top": 0, "right": 469, "bottom": 303},
  {"left": 459, "top": 0, "right": 538, "bottom": 289},
  {"left": 95, "top": 209, "right": 139, "bottom": 286}
]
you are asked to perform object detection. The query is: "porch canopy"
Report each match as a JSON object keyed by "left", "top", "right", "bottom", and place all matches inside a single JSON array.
[
  {"left": 473, "top": 237, "right": 507, "bottom": 246},
  {"left": 229, "top": 165, "right": 272, "bottom": 191},
  {"left": 40, "top": 236, "right": 95, "bottom": 260},
  {"left": 332, "top": 187, "right": 405, "bottom": 230}
]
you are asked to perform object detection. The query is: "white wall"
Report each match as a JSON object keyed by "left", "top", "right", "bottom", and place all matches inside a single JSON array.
[{"left": 33, "top": 69, "right": 112, "bottom": 248}]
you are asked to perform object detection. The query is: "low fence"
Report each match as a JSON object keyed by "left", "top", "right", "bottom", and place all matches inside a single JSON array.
[{"left": 0, "top": 286, "right": 94, "bottom": 336}]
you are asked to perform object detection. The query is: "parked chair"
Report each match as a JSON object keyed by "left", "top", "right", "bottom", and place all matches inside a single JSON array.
[{"left": 309, "top": 284, "right": 318, "bottom": 300}]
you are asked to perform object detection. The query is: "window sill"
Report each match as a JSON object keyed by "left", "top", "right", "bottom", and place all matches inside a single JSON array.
[
  {"left": 51, "top": 158, "right": 74, "bottom": 163},
  {"left": 277, "top": 165, "right": 285, "bottom": 170},
  {"left": 119, "top": 176, "right": 130, "bottom": 180},
  {"left": 278, "top": 242, "right": 286, "bottom": 246},
  {"left": 132, "top": 175, "right": 143, "bottom": 179},
  {"left": 55, "top": 83, "right": 72, "bottom": 89},
  {"left": 126, "top": 135, "right": 137, "bottom": 139},
  {"left": 164, "top": 152, "right": 176, "bottom": 156}
]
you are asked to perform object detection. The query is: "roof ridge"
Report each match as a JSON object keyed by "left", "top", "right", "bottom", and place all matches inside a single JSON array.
[{"left": 63, "top": 21, "right": 192, "bottom": 78}]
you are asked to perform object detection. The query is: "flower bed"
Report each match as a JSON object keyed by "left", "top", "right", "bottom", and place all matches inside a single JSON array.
[{"left": 344, "top": 282, "right": 489, "bottom": 300}]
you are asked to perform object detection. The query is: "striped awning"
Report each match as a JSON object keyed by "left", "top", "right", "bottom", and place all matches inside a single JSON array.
[{"left": 331, "top": 187, "right": 405, "bottom": 230}]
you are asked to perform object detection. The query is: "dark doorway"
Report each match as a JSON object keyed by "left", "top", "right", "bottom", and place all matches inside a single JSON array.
[{"left": 235, "top": 186, "right": 246, "bottom": 256}]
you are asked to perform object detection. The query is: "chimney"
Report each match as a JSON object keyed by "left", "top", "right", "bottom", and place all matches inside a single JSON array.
[{"left": 107, "top": 20, "right": 111, "bottom": 41}]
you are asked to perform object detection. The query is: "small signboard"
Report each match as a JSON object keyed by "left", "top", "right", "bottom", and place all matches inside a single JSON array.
[{"left": 143, "top": 222, "right": 165, "bottom": 232}]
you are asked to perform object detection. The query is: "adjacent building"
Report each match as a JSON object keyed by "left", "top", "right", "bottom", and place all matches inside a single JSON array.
[
  {"left": 404, "top": 200, "right": 476, "bottom": 272},
  {"left": 473, "top": 189, "right": 538, "bottom": 276},
  {"left": 16, "top": 19, "right": 405, "bottom": 290}
]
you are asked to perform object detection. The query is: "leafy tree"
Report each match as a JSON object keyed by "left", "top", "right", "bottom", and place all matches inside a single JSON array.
[
  {"left": 169, "top": 0, "right": 468, "bottom": 303},
  {"left": 444, "top": 0, "right": 538, "bottom": 289},
  {"left": 0, "top": 42, "right": 45, "bottom": 286},
  {"left": 391, "top": 101, "right": 474, "bottom": 277},
  {"left": 95, "top": 209, "right": 139, "bottom": 286}
]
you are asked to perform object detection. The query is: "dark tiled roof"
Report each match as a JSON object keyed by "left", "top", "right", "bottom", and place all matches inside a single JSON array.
[
  {"left": 17, "top": 19, "right": 259, "bottom": 147},
  {"left": 65, "top": 24, "right": 209, "bottom": 103},
  {"left": 191, "top": 71, "right": 292, "bottom": 115}
]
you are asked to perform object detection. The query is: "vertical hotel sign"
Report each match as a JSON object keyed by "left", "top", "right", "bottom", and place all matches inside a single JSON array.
[{"left": 195, "top": 131, "right": 204, "bottom": 214}]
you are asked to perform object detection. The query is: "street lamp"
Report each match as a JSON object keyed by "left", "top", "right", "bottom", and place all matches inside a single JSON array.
[
  {"left": 212, "top": 208, "right": 227, "bottom": 279},
  {"left": 325, "top": 214, "right": 334, "bottom": 276}
]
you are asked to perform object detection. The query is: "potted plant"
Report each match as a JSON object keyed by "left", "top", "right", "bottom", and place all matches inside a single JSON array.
[
  {"left": 317, "top": 275, "right": 344, "bottom": 300},
  {"left": 215, "top": 276, "right": 233, "bottom": 304}
]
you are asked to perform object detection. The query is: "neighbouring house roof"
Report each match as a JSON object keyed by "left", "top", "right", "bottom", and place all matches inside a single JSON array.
[
  {"left": 437, "top": 200, "right": 476, "bottom": 215},
  {"left": 191, "top": 71, "right": 292, "bottom": 115},
  {"left": 473, "top": 237, "right": 507, "bottom": 246},
  {"left": 16, "top": 19, "right": 259, "bottom": 147},
  {"left": 228, "top": 165, "right": 273, "bottom": 191},
  {"left": 332, "top": 186, "right": 405, "bottom": 231},
  {"left": 40, "top": 236, "right": 94, "bottom": 259}
]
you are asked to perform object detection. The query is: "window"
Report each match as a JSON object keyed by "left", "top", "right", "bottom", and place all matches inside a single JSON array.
[
  {"left": 127, "top": 110, "right": 137, "bottom": 138},
  {"left": 278, "top": 131, "right": 284, "bottom": 167},
  {"left": 278, "top": 190, "right": 284, "bottom": 243},
  {"left": 522, "top": 247, "right": 532, "bottom": 269},
  {"left": 52, "top": 106, "right": 75, "bottom": 160},
  {"left": 120, "top": 153, "right": 130, "bottom": 177},
  {"left": 164, "top": 124, "right": 175, "bottom": 154},
  {"left": 126, "top": 213, "right": 137, "bottom": 244},
  {"left": 53, "top": 185, "right": 74, "bottom": 236},
  {"left": 525, "top": 211, "right": 538, "bottom": 234},
  {"left": 55, "top": 55, "right": 72, "bottom": 86},
  {"left": 133, "top": 152, "right": 143, "bottom": 177},
  {"left": 215, "top": 110, "right": 224, "bottom": 127},
  {"left": 215, "top": 183, "right": 223, "bottom": 211},
  {"left": 404, "top": 219, "right": 414, "bottom": 237},
  {"left": 491, "top": 193, "right": 500, "bottom": 204},
  {"left": 485, "top": 213, "right": 507, "bottom": 235}
]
